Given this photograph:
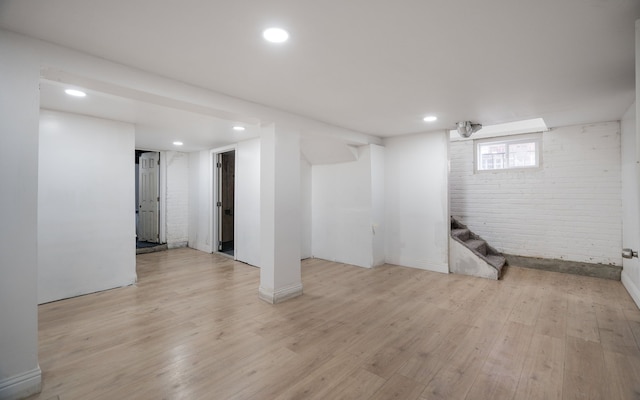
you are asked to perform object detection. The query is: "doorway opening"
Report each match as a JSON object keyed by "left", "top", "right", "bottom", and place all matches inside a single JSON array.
[
  {"left": 135, "top": 150, "right": 164, "bottom": 252},
  {"left": 217, "top": 150, "right": 235, "bottom": 257}
]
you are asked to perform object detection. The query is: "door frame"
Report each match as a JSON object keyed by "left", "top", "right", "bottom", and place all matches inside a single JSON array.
[
  {"left": 135, "top": 149, "right": 167, "bottom": 244},
  {"left": 159, "top": 150, "right": 167, "bottom": 244},
  {"left": 210, "top": 145, "right": 237, "bottom": 258}
]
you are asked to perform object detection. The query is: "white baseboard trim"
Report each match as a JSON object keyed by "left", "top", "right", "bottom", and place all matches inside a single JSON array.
[
  {"left": 168, "top": 241, "right": 188, "bottom": 249},
  {"left": 0, "top": 366, "right": 41, "bottom": 400},
  {"left": 259, "top": 282, "right": 303, "bottom": 304},
  {"left": 622, "top": 272, "right": 640, "bottom": 310}
]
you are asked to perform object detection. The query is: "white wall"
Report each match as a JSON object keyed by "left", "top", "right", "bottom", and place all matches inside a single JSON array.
[
  {"left": 0, "top": 31, "right": 41, "bottom": 399},
  {"left": 188, "top": 137, "right": 307, "bottom": 267},
  {"left": 312, "top": 146, "right": 374, "bottom": 267},
  {"left": 384, "top": 132, "right": 450, "bottom": 273},
  {"left": 621, "top": 102, "right": 640, "bottom": 308},
  {"left": 311, "top": 144, "right": 386, "bottom": 268},
  {"left": 187, "top": 140, "right": 264, "bottom": 265},
  {"left": 450, "top": 122, "right": 622, "bottom": 266},
  {"left": 188, "top": 150, "right": 212, "bottom": 253},
  {"left": 236, "top": 139, "right": 261, "bottom": 266},
  {"left": 38, "top": 110, "right": 137, "bottom": 304},
  {"left": 165, "top": 151, "right": 189, "bottom": 248},
  {"left": 370, "top": 144, "right": 385, "bottom": 267},
  {"left": 300, "top": 156, "right": 313, "bottom": 259}
]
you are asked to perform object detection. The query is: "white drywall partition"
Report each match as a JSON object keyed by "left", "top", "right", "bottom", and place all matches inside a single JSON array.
[
  {"left": 301, "top": 155, "right": 313, "bottom": 259},
  {"left": 165, "top": 151, "right": 189, "bottom": 248},
  {"left": 236, "top": 138, "right": 261, "bottom": 266},
  {"left": 384, "top": 132, "right": 450, "bottom": 273},
  {"left": 0, "top": 31, "right": 42, "bottom": 399},
  {"left": 187, "top": 140, "right": 262, "bottom": 265},
  {"left": 38, "top": 110, "right": 137, "bottom": 304},
  {"left": 188, "top": 150, "right": 212, "bottom": 253},
  {"left": 450, "top": 122, "right": 622, "bottom": 266},
  {"left": 621, "top": 102, "right": 640, "bottom": 308},
  {"left": 370, "top": 144, "right": 386, "bottom": 267},
  {"left": 312, "top": 146, "right": 375, "bottom": 267}
]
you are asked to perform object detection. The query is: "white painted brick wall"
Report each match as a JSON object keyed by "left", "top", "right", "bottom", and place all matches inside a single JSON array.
[
  {"left": 165, "top": 151, "right": 189, "bottom": 247},
  {"left": 450, "top": 121, "right": 622, "bottom": 266}
]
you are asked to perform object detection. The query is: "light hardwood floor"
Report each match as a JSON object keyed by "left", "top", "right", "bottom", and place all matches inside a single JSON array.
[{"left": 28, "top": 248, "right": 640, "bottom": 400}]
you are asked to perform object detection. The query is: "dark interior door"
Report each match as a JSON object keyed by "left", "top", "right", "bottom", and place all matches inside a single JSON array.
[{"left": 218, "top": 151, "right": 235, "bottom": 253}]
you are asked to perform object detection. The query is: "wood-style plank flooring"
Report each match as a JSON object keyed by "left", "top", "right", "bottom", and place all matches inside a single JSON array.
[{"left": 28, "top": 248, "right": 640, "bottom": 400}]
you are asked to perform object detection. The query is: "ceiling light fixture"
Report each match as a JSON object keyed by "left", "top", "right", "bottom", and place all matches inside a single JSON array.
[
  {"left": 263, "top": 27, "right": 289, "bottom": 43},
  {"left": 448, "top": 118, "right": 548, "bottom": 141},
  {"left": 423, "top": 115, "right": 438, "bottom": 122},
  {"left": 456, "top": 121, "right": 483, "bottom": 138},
  {"left": 233, "top": 126, "right": 245, "bottom": 131},
  {"left": 173, "top": 141, "right": 183, "bottom": 146},
  {"left": 65, "top": 89, "right": 86, "bottom": 97}
]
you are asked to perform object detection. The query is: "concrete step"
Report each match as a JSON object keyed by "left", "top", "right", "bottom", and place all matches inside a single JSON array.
[
  {"left": 451, "top": 228, "right": 470, "bottom": 241},
  {"left": 450, "top": 216, "right": 507, "bottom": 279},
  {"left": 485, "top": 254, "right": 506, "bottom": 270},
  {"left": 465, "top": 239, "right": 487, "bottom": 256}
]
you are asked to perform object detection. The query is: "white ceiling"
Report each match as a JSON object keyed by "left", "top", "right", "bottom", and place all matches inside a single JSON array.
[
  {"left": 1, "top": 0, "right": 638, "bottom": 144},
  {"left": 39, "top": 80, "right": 261, "bottom": 152}
]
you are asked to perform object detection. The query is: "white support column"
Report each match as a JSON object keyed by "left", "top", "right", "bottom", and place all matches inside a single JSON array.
[
  {"left": 0, "top": 32, "right": 42, "bottom": 399},
  {"left": 259, "top": 124, "right": 303, "bottom": 303}
]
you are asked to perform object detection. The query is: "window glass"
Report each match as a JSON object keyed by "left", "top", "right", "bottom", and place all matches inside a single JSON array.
[{"left": 476, "top": 135, "right": 540, "bottom": 171}]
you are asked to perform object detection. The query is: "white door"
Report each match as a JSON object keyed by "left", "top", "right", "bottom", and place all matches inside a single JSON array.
[
  {"left": 139, "top": 152, "right": 159, "bottom": 243},
  {"left": 621, "top": 105, "right": 640, "bottom": 310}
]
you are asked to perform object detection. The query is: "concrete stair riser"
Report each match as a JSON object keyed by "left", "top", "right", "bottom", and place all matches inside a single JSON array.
[
  {"left": 451, "top": 228, "right": 470, "bottom": 241},
  {"left": 450, "top": 217, "right": 506, "bottom": 280}
]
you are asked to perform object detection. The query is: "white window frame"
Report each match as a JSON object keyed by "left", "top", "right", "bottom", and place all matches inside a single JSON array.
[{"left": 474, "top": 133, "right": 542, "bottom": 173}]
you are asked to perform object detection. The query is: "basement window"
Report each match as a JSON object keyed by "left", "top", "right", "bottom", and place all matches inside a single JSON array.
[{"left": 475, "top": 134, "right": 541, "bottom": 172}]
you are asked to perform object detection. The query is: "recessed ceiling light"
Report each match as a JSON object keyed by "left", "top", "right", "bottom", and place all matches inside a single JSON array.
[
  {"left": 233, "top": 126, "right": 245, "bottom": 131},
  {"left": 173, "top": 141, "right": 183, "bottom": 146},
  {"left": 65, "top": 89, "right": 86, "bottom": 97},
  {"left": 423, "top": 115, "right": 438, "bottom": 122},
  {"left": 263, "top": 27, "right": 289, "bottom": 43}
]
